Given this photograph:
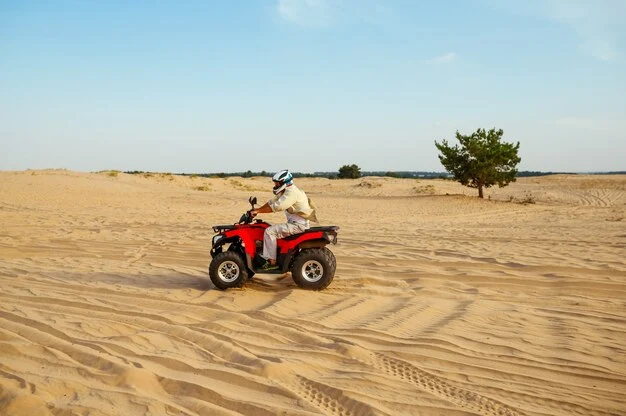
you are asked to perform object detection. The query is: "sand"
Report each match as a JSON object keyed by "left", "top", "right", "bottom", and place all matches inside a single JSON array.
[{"left": 0, "top": 169, "right": 624, "bottom": 416}]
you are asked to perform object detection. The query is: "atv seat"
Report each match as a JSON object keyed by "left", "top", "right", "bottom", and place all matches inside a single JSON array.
[
  {"left": 282, "top": 225, "right": 340, "bottom": 241},
  {"left": 308, "top": 226, "right": 340, "bottom": 232}
]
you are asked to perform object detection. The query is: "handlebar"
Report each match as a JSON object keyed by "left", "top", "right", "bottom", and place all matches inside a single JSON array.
[
  {"left": 238, "top": 210, "right": 253, "bottom": 224},
  {"left": 233, "top": 195, "right": 269, "bottom": 225},
  {"left": 238, "top": 196, "right": 259, "bottom": 224}
]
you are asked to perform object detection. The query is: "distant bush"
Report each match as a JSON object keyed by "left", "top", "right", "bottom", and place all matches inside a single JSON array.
[
  {"left": 507, "top": 192, "right": 536, "bottom": 204},
  {"left": 229, "top": 179, "right": 263, "bottom": 192},
  {"left": 194, "top": 186, "right": 210, "bottom": 191},
  {"left": 413, "top": 183, "right": 435, "bottom": 194},
  {"left": 105, "top": 170, "right": 120, "bottom": 177},
  {"left": 520, "top": 193, "right": 536, "bottom": 204},
  {"left": 357, "top": 180, "right": 381, "bottom": 188},
  {"left": 338, "top": 164, "right": 361, "bottom": 179}
]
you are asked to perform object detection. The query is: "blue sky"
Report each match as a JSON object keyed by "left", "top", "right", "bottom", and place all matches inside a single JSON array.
[{"left": 1, "top": 0, "right": 625, "bottom": 173}]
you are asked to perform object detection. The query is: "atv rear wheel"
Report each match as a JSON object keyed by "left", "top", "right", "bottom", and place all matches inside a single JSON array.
[
  {"left": 291, "top": 248, "right": 336, "bottom": 290},
  {"left": 209, "top": 251, "right": 248, "bottom": 290}
]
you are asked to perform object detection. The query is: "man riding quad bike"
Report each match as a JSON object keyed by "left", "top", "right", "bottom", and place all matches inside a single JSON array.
[{"left": 208, "top": 196, "right": 339, "bottom": 290}]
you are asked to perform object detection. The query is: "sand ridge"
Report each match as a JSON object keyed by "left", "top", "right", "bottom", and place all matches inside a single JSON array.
[{"left": 1, "top": 170, "right": 625, "bottom": 415}]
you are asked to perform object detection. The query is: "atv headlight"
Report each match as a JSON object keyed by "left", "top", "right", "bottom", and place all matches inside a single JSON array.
[{"left": 212, "top": 234, "right": 224, "bottom": 246}]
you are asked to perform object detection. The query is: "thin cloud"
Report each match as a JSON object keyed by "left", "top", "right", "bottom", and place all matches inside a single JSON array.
[
  {"left": 275, "top": 0, "right": 395, "bottom": 28},
  {"left": 427, "top": 52, "right": 458, "bottom": 64},
  {"left": 481, "top": 0, "right": 625, "bottom": 61},
  {"left": 276, "top": 0, "right": 334, "bottom": 28},
  {"left": 554, "top": 115, "right": 626, "bottom": 133},
  {"left": 549, "top": 0, "right": 624, "bottom": 61},
  {"left": 580, "top": 38, "right": 619, "bottom": 61}
]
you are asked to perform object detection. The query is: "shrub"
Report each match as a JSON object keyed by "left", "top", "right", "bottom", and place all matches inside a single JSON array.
[
  {"left": 414, "top": 184, "right": 435, "bottom": 194},
  {"left": 338, "top": 164, "right": 361, "bottom": 179}
]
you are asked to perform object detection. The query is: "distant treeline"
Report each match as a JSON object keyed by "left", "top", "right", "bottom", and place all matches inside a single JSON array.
[
  {"left": 516, "top": 171, "right": 626, "bottom": 177},
  {"left": 124, "top": 170, "right": 625, "bottom": 179},
  {"left": 124, "top": 170, "right": 451, "bottom": 179}
]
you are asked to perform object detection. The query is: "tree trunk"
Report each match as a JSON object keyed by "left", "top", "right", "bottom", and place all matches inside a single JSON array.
[{"left": 478, "top": 185, "right": 484, "bottom": 198}]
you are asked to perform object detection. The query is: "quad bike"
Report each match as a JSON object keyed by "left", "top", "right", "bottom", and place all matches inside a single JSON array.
[{"left": 209, "top": 197, "right": 340, "bottom": 290}]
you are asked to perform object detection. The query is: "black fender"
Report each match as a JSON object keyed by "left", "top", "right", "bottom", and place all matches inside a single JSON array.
[
  {"left": 297, "top": 239, "right": 330, "bottom": 249},
  {"left": 278, "top": 239, "right": 331, "bottom": 272},
  {"left": 211, "top": 236, "right": 241, "bottom": 257},
  {"left": 212, "top": 238, "right": 257, "bottom": 274}
]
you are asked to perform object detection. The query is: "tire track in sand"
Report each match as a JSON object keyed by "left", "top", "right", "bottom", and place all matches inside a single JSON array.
[
  {"left": 254, "top": 304, "right": 619, "bottom": 416},
  {"left": 334, "top": 342, "right": 619, "bottom": 416},
  {"left": 329, "top": 343, "right": 525, "bottom": 416},
  {"left": 256, "top": 341, "right": 525, "bottom": 416}
]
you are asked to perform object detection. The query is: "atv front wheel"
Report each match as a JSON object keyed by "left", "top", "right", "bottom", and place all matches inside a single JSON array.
[
  {"left": 209, "top": 251, "right": 248, "bottom": 290},
  {"left": 291, "top": 248, "right": 336, "bottom": 290}
]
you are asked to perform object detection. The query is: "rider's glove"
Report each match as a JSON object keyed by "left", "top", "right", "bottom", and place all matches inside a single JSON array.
[{"left": 239, "top": 211, "right": 251, "bottom": 224}]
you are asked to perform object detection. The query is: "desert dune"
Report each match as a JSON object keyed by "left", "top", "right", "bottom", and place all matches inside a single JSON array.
[{"left": 0, "top": 169, "right": 625, "bottom": 416}]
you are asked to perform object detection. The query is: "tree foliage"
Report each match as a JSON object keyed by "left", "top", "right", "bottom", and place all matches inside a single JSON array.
[
  {"left": 338, "top": 164, "right": 361, "bottom": 179},
  {"left": 435, "top": 128, "right": 521, "bottom": 198}
]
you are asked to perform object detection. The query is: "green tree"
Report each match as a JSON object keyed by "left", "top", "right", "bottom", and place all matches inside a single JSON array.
[
  {"left": 338, "top": 164, "right": 361, "bottom": 179},
  {"left": 435, "top": 128, "right": 521, "bottom": 198}
]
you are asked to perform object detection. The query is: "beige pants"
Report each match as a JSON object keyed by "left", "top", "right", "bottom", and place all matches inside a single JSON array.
[{"left": 262, "top": 222, "right": 308, "bottom": 261}]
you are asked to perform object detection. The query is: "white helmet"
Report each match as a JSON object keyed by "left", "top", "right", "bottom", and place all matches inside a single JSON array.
[{"left": 272, "top": 170, "right": 293, "bottom": 195}]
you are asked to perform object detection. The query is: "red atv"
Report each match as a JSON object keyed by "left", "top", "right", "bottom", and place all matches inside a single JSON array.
[{"left": 209, "top": 197, "right": 340, "bottom": 290}]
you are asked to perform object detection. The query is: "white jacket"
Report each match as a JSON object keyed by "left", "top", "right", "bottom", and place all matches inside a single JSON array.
[{"left": 268, "top": 184, "right": 317, "bottom": 224}]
